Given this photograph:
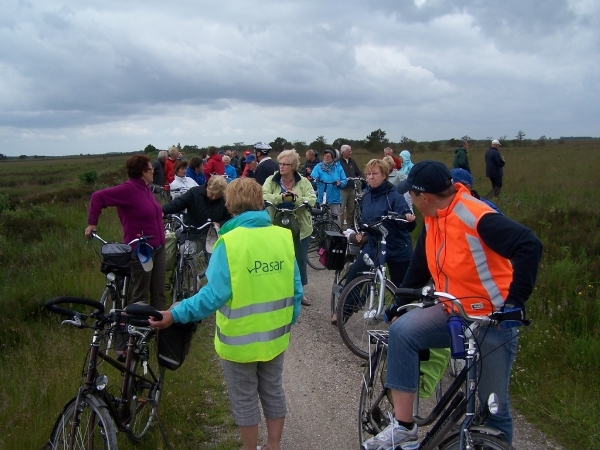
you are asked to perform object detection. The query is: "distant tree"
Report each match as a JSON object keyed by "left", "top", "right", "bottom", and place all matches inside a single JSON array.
[
  {"left": 460, "top": 135, "right": 472, "bottom": 143},
  {"left": 447, "top": 138, "right": 459, "bottom": 148},
  {"left": 269, "top": 137, "right": 288, "bottom": 152},
  {"left": 144, "top": 144, "right": 158, "bottom": 154},
  {"left": 538, "top": 135, "right": 547, "bottom": 146},
  {"left": 233, "top": 142, "right": 244, "bottom": 150},
  {"left": 498, "top": 136, "right": 509, "bottom": 147},
  {"left": 182, "top": 144, "right": 199, "bottom": 154},
  {"left": 19, "top": 155, "right": 28, "bottom": 159},
  {"left": 332, "top": 138, "right": 352, "bottom": 149},
  {"left": 365, "top": 129, "right": 388, "bottom": 153},
  {"left": 310, "top": 135, "right": 328, "bottom": 153},
  {"left": 399, "top": 136, "right": 417, "bottom": 150},
  {"left": 428, "top": 141, "right": 441, "bottom": 152},
  {"left": 516, "top": 130, "right": 526, "bottom": 145},
  {"left": 292, "top": 140, "right": 307, "bottom": 152}
]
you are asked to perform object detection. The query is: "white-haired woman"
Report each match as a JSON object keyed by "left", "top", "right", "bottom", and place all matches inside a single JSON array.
[
  {"left": 222, "top": 155, "right": 237, "bottom": 183},
  {"left": 263, "top": 149, "right": 317, "bottom": 306}
]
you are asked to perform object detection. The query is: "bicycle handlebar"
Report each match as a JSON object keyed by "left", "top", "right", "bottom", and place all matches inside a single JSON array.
[
  {"left": 90, "top": 230, "right": 153, "bottom": 246},
  {"left": 164, "top": 214, "right": 213, "bottom": 232},
  {"left": 45, "top": 297, "right": 163, "bottom": 328},
  {"left": 394, "top": 287, "right": 530, "bottom": 328},
  {"left": 264, "top": 200, "right": 310, "bottom": 213}
]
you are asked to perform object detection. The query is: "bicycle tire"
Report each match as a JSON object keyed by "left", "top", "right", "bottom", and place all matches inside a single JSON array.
[
  {"left": 195, "top": 249, "right": 210, "bottom": 280},
  {"left": 438, "top": 431, "right": 515, "bottom": 449},
  {"left": 353, "top": 202, "right": 362, "bottom": 232},
  {"left": 330, "top": 256, "right": 354, "bottom": 317},
  {"left": 48, "top": 394, "right": 118, "bottom": 450},
  {"left": 126, "top": 330, "right": 166, "bottom": 443},
  {"left": 336, "top": 275, "right": 396, "bottom": 359},
  {"left": 358, "top": 347, "right": 394, "bottom": 444},
  {"left": 181, "top": 258, "right": 198, "bottom": 299},
  {"left": 307, "top": 220, "right": 341, "bottom": 270}
]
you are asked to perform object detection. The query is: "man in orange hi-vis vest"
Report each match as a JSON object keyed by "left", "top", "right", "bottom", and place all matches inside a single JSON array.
[{"left": 361, "top": 160, "right": 542, "bottom": 450}]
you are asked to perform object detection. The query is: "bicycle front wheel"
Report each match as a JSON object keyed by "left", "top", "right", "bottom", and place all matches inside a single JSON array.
[
  {"left": 358, "top": 347, "right": 394, "bottom": 444},
  {"left": 126, "top": 330, "right": 166, "bottom": 443},
  {"left": 330, "top": 256, "right": 354, "bottom": 317},
  {"left": 307, "top": 220, "right": 341, "bottom": 270},
  {"left": 336, "top": 275, "right": 396, "bottom": 359},
  {"left": 195, "top": 250, "right": 210, "bottom": 281},
  {"left": 438, "top": 431, "right": 515, "bottom": 449},
  {"left": 48, "top": 394, "right": 118, "bottom": 449}
]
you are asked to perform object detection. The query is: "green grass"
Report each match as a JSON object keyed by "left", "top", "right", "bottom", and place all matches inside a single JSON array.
[{"left": 1, "top": 142, "right": 600, "bottom": 449}]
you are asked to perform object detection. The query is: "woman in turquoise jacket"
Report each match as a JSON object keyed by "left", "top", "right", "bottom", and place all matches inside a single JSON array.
[
  {"left": 150, "top": 178, "right": 303, "bottom": 450},
  {"left": 309, "top": 148, "right": 347, "bottom": 228}
]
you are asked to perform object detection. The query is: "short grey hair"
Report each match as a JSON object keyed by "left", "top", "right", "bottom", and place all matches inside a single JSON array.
[
  {"left": 340, "top": 145, "right": 351, "bottom": 155},
  {"left": 168, "top": 146, "right": 179, "bottom": 157},
  {"left": 222, "top": 155, "right": 231, "bottom": 163},
  {"left": 278, "top": 149, "right": 301, "bottom": 171},
  {"left": 158, "top": 150, "right": 168, "bottom": 160}
]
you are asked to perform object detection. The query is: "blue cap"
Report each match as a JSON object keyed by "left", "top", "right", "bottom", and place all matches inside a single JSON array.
[
  {"left": 397, "top": 160, "right": 452, "bottom": 194},
  {"left": 245, "top": 154, "right": 256, "bottom": 163},
  {"left": 450, "top": 168, "right": 473, "bottom": 188}
]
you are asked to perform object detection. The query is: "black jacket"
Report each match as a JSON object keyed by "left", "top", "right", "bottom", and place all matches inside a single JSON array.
[
  {"left": 338, "top": 157, "right": 363, "bottom": 190},
  {"left": 152, "top": 158, "right": 165, "bottom": 186},
  {"left": 162, "top": 185, "right": 232, "bottom": 234},
  {"left": 485, "top": 147, "right": 505, "bottom": 178},
  {"left": 255, "top": 157, "right": 280, "bottom": 185}
]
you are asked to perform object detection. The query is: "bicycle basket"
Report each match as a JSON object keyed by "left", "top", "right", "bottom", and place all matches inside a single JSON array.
[
  {"left": 157, "top": 321, "right": 198, "bottom": 371},
  {"left": 323, "top": 231, "right": 347, "bottom": 270},
  {"left": 100, "top": 243, "right": 132, "bottom": 276}
]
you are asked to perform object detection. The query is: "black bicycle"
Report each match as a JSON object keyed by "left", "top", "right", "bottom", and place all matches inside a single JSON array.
[
  {"left": 45, "top": 297, "right": 168, "bottom": 449},
  {"left": 359, "top": 287, "right": 528, "bottom": 450}
]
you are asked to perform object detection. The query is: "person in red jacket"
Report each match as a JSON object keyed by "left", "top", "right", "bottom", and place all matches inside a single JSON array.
[
  {"left": 164, "top": 146, "right": 180, "bottom": 187},
  {"left": 204, "top": 146, "right": 225, "bottom": 182}
]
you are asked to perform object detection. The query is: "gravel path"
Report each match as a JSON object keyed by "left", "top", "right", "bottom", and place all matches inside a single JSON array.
[{"left": 258, "top": 267, "right": 564, "bottom": 450}]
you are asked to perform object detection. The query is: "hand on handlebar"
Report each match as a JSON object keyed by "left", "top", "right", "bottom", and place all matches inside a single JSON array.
[
  {"left": 384, "top": 304, "right": 407, "bottom": 323},
  {"left": 405, "top": 213, "right": 417, "bottom": 222},
  {"left": 493, "top": 304, "right": 529, "bottom": 329},
  {"left": 282, "top": 191, "right": 297, "bottom": 202},
  {"left": 148, "top": 310, "right": 175, "bottom": 330},
  {"left": 84, "top": 225, "right": 96, "bottom": 239}
]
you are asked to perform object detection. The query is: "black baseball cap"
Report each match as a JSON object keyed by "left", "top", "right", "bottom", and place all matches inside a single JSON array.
[{"left": 397, "top": 160, "right": 452, "bottom": 194}]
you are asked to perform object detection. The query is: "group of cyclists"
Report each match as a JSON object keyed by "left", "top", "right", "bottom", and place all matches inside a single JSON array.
[{"left": 85, "top": 139, "right": 542, "bottom": 450}]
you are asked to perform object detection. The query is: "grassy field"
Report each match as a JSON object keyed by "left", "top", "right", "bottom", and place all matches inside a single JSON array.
[{"left": 1, "top": 140, "right": 599, "bottom": 449}]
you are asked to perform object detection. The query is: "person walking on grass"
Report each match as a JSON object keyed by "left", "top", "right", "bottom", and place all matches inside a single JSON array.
[
  {"left": 150, "top": 178, "right": 303, "bottom": 450},
  {"left": 485, "top": 139, "right": 506, "bottom": 198},
  {"left": 453, "top": 140, "right": 471, "bottom": 173}
]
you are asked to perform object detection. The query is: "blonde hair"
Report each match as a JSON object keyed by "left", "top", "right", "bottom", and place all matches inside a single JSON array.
[
  {"left": 277, "top": 149, "right": 300, "bottom": 171},
  {"left": 225, "top": 178, "right": 264, "bottom": 216},
  {"left": 206, "top": 175, "right": 227, "bottom": 198},
  {"left": 222, "top": 155, "right": 231, "bottom": 163},
  {"left": 382, "top": 156, "right": 395, "bottom": 171},
  {"left": 365, "top": 159, "right": 390, "bottom": 178}
]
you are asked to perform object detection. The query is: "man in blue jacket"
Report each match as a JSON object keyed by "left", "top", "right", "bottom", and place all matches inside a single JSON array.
[{"left": 485, "top": 139, "right": 506, "bottom": 197}]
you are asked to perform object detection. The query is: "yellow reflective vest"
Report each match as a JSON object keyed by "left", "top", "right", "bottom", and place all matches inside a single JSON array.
[{"left": 215, "top": 225, "right": 296, "bottom": 362}]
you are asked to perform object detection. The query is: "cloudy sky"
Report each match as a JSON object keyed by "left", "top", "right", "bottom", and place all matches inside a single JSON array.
[{"left": 1, "top": 0, "right": 599, "bottom": 156}]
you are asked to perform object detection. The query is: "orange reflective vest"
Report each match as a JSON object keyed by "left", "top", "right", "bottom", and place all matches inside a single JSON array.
[{"left": 424, "top": 184, "right": 512, "bottom": 315}]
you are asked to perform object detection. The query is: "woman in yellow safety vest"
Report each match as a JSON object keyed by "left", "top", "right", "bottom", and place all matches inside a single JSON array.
[{"left": 150, "top": 177, "right": 303, "bottom": 450}]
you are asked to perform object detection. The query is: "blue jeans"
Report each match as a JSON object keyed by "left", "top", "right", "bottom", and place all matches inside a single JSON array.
[{"left": 386, "top": 304, "right": 518, "bottom": 443}]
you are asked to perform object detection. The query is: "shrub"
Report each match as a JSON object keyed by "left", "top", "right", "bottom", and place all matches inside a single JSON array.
[
  {"left": 0, "top": 194, "right": 8, "bottom": 215},
  {"left": 78, "top": 170, "right": 98, "bottom": 185}
]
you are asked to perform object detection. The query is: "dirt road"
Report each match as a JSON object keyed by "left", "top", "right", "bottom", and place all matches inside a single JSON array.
[{"left": 258, "top": 267, "right": 563, "bottom": 450}]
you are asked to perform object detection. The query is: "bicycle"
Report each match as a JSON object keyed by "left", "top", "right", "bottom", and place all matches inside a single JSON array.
[
  {"left": 45, "top": 297, "right": 168, "bottom": 449},
  {"left": 335, "top": 212, "right": 409, "bottom": 359},
  {"left": 345, "top": 176, "right": 366, "bottom": 231},
  {"left": 330, "top": 239, "right": 360, "bottom": 319},
  {"left": 358, "top": 287, "right": 528, "bottom": 450},
  {"left": 91, "top": 231, "right": 151, "bottom": 313},
  {"left": 164, "top": 214, "right": 214, "bottom": 304},
  {"left": 149, "top": 183, "right": 170, "bottom": 204},
  {"left": 307, "top": 181, "right": 344, "bottom": 270}
]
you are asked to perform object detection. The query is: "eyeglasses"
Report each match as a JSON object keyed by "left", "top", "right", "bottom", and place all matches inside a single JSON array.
[{"left": 278, "top": 163, "right": 292, "bottom": 167}]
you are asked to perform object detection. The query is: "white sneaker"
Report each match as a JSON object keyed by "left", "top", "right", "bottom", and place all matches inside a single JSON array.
[{"left": 361, "top": 416, "right": 418, "bottom": 450}]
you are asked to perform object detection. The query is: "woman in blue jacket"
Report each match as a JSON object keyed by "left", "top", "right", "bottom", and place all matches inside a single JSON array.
[
  {"left": 310, "top": 148, "right": 347, "bottom": 228},
  {"left": 333, "top": 159, "right": 416, "bottom": 323}
]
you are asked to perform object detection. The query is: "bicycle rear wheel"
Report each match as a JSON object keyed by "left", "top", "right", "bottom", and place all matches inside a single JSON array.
[
  {"left": 358, "top": 347, "right": 394, "bottom": 444},
  {"left": 48, "top": 394, "right": 118, "bottom": 449},
  {"left": 195, "top": 249, "right": 210, "bottom": 280},
  {"left": 181, "top": 258, "right": 198, "bottom": 299},
  {"left": 336, "top": 275, "right": 396, "bottom": 359},
  {"left": 438, "top": 431, "right": 515, "bottom": 449},
  {"left": 126, "top": 330, "right": 166, "bottom": 443},
  {"left": 307, "top": 220, "right": 341, "bottom": 270}
]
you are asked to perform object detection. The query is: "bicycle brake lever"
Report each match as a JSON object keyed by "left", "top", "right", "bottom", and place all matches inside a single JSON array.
[{"left": 62, "top": 317, "right": 85, "bottom": 328}]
